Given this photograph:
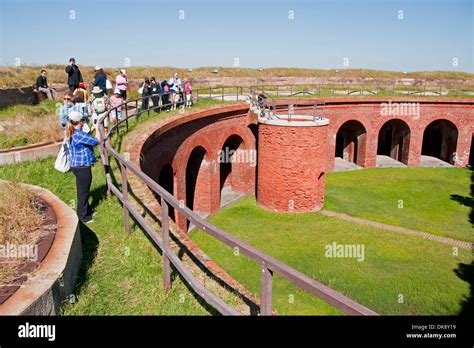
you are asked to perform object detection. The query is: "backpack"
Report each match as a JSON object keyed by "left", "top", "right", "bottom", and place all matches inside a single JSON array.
[{"left": 93, "top": 97, "right": 106, "bottom": 113}]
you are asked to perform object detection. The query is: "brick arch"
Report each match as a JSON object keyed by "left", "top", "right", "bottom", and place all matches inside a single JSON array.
[
  {"left": 422, "top": 119, "right": 459, "bottom": 164},
  {"left": 334, "top": 119, "right": 368, "bottom": 167},
  {"left": 174, "top": 136, "right": 215, "bottom": 231},
  {"left": 217, "top": 126, "right": 257, "bottom": 203},
  {"left": 216, "top": 124, "right": 256, "bottom": 153},
  {"left": 377, "top": 118, "right": 411, "bottom": 165}
]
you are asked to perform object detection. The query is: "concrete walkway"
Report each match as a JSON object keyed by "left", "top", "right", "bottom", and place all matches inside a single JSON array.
[
  {"left": 320, "top": 210, "right": 473, "bottom": 250},
  {"left": 333, "top": 157, "right": 363, "bottom": 172},
  {"left": 419, "top": 155, "right": 453, "bottom": 168},
  {"left": 376, "top": 155, "right": 407, "bottom": 168}
]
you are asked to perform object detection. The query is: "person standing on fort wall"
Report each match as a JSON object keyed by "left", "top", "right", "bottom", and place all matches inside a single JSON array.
[
  {"left": 65, "top": 58, "right": 83, "bottom": 92},
  {"left": 115, "top": 69, "right": 128, "bottom": 100}
]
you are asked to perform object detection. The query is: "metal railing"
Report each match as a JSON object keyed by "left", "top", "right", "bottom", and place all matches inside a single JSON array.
[{"left": 97, "top": 89, "right": 378, "bottom": 316}]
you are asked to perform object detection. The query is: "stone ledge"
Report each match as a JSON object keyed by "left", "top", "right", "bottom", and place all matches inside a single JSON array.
[{"left": 0, "top": 181, "right": 81, "bottom": 315}]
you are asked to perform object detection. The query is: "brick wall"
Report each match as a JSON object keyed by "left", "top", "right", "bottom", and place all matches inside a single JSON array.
[
  {"left": 257, "top": 121, "right": 328, "bottom": 212},
  {"left": 129, "top": 98, "right": 474, "bottom": 231}
]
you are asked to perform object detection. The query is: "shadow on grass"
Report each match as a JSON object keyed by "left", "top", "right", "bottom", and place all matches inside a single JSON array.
[
  {"left": 452, "top": 167, "right": 473, "bottom": 316},
  {"left": 70, "top": 221, "right": 100, "bottom": 301}
]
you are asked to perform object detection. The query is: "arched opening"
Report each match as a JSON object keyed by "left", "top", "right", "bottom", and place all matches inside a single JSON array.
[
  {"left": 157, "top": 164, "right": 175, "bottom": 221},
  {"left": 185, "top": 146, "right": 211, "bottom": 215},
  {"left": 422, "top": 120, "right": 458, "bottom": 164},
  {"left": 377, "top": 119, "right": 411, "bottom": 165},
  {"left": 335, "top": 120, "right": 367, "bottom": 167},
  {"left": 219, "top": 134, "right": 248, "bottom": 207}
]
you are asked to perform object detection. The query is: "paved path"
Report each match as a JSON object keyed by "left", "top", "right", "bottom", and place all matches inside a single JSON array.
[{"left": 320, "top": 210, "right": 473, "bottom": 250}]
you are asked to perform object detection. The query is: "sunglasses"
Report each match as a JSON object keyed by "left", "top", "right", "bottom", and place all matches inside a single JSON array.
[{"left": 63, "top": 98, "right": 71, "bottom": 101}]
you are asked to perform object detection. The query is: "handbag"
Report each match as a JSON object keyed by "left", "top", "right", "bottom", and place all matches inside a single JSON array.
[
  {"left": 54, "top": 139, "right": 71, "bottom": 173},
  {"left": 138, "top": 83, "right": 144, "bottom": 95},
  {"left": 106, "top": 79, "right": 113, "bottom": 90}
]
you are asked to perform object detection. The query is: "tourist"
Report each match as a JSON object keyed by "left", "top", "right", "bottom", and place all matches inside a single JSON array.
[
  {"left": 92, "top": 66, "right": 107, "bottom": 94},
  {"left": 66, "top": 110, "right": 102, "bottom": 224},
  {"left": 73, "top": 82, "right": 89, "bottom": 116},
  {"left": 88, "top": 86, "right": 111, "bottom": 130},
  {"left": 161, "top": 79, "right": 171, "bottom": 111},
  {"left": 184, "top": 78, "right": 192, "bottom": 107},
  {"left": 57, "top": 92, "right": 84, "bottom": 129},
  {"left": 150, "top": 77, "right": 160, "bottom": 113},
  {"left": 169, "top": 73, "right": 182, "bottom": 110},
  {"left": 115, "top": 69, "right": 128, "bottom": 100},
  {"left": 109, "top": 88, "right": 124, "bottom": 123},
  {"left": 140, "top": 78, "right": 151, "bottom": 111},
  {"left": 35, "top": 70, "right": 57, "bottom": 100},
  {"left": 65, "top": 58, "right": 83, "bottom": 92}
]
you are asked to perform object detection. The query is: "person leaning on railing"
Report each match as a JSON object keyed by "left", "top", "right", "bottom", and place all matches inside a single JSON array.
[{"left": 66, "top": 111, "right": 103, "bottom": 224}]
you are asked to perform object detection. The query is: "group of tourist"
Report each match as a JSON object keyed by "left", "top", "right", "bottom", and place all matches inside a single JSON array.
[
  {"left": 139, "top": 72, "right": 193, "bottom": 112},
  {"left": 49, "top": 58, "right": 195, "bottom": 224}
]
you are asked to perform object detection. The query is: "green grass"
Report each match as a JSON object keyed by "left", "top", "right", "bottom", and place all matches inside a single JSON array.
[
  {"left": 0, "top": 97, "right": 236, "bottom": 315},
  {"left": 190, "top": 195, "right": 472, "bottom": 315},
  {"left": 324, "top": 168, "right": 473, "bottom": 242},
  {"left": 0, "top": 157, "right": 214, "bottom": 315}
]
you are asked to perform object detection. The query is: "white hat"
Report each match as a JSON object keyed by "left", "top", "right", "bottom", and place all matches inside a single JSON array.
[
  {"left": 120, "top": 69, "right": 126, "bottom": 75},
  {"left": 114, "top": 88, "right": 121, "bottom": 95},
  {"left": 92, "top": 86, "right": 102, "bottom": 94},
  {"left": 69, "top": 111, "right": 84, "bottom": 122},
  {"left": 94, "top": 65, "right": 101, "bottom": 71}
]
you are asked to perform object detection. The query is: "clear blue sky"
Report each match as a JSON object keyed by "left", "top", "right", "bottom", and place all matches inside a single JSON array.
[{"left": 0, "top": 0, "right": 472, "bottom": 72}]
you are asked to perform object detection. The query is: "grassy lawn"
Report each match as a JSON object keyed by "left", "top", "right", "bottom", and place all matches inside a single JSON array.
[
  {"left": 0, "top": 100, "right": 238, "bottom": 315},
  {"left": 324, "top": 168, "right": 473, "bottom": 242},
  {"left": 190, "top": 195, "right": 472, "bottom": 315},
  {"left": 1, "top": 158, "right": 214, "bottom": 315},
  {"left": 0, "top": 100, "right": 62, "bottom": 148}
]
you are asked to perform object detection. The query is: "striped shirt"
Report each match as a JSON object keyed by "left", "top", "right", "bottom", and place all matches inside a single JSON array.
[{"left": 69, "top": 129, "right": 99, "bottom": 167}]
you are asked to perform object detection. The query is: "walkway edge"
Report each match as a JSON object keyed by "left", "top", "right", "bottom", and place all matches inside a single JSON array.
[{"left": 320, "top": 209, "right": 473, "bottom": 250}]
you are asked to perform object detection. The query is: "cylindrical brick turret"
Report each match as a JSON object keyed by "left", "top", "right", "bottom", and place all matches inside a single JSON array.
[{"left": 257, "top": 116, "right": 329, "bottom": 212}]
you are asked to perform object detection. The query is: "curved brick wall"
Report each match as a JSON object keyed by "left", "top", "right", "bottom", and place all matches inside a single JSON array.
[
  {"left": 257, "top": 119, "right": 328, "bottom": 212},
  {"left": 276, "top": 98, "right": 474, "bottom": 170},
  {"left": 131, "top": 98, "right": 474, "bottom": 230}
]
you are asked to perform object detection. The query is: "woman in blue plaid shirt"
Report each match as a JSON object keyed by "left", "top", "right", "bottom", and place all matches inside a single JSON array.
[{"left": 66, "top": 111, "right": 103, "bottom": 223}]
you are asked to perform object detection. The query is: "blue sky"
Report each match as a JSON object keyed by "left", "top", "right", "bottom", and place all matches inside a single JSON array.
[{"left": 0, "top": 0, "right": 472, "bottom": 72}]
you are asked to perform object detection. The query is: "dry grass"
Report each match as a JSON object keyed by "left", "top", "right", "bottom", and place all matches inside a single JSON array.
[
  {"left": 0, "top": 182, "right": 45, "bottom": 285},
  {"left": 0, "top": 100, "right": 62, "bottom": 148},
  {"left": 1, "top": 65, "right": 473, "bottom": 89}
]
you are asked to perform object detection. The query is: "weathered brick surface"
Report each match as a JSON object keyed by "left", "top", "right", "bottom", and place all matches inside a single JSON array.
[
  {"left": 257, "top": 122, "right": 328, "bottom": 212},
  {"left": 130, "top": 98, "right": 473, "bottom": 221},
  {"left": 279, "top": 98, "right": 474, "bottom": 170},
  {"left": 138, "top": 104, "right": 257, "bottom": 231}
]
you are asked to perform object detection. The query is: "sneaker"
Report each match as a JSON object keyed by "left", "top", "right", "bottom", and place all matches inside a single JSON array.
[{"left": 82, "top": 216, "right": 94, "bottom": 224}]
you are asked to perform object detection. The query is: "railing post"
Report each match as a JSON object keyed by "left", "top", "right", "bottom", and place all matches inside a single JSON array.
[
  {"left": 161, "top": 200, "right": 171, "bottom": 290},
  {"left": 209, "top": 87, "right": 212, "bottom": 99},
  {"left": 125, "top": 102, "right": 129, "bottom": 131},
  {"left": 120, "top": 162, "right": 130, "bottom": 233},
  {"left": 260, "top": 265, "right": 273, "bottom": 315}
]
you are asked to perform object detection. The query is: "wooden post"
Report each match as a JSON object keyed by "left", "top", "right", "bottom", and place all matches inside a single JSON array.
[
  {"left": 120, "top": 162, "right": 130, "bottom": 233},
  {"left": 260, "top": 265, "right": 273, "bottom": 315},
  {"left": 161, "top": 200, "right": 171, "bottom": 289},
  {"left": 125, "top": 102, "right": 129, "bottom": 131}
]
